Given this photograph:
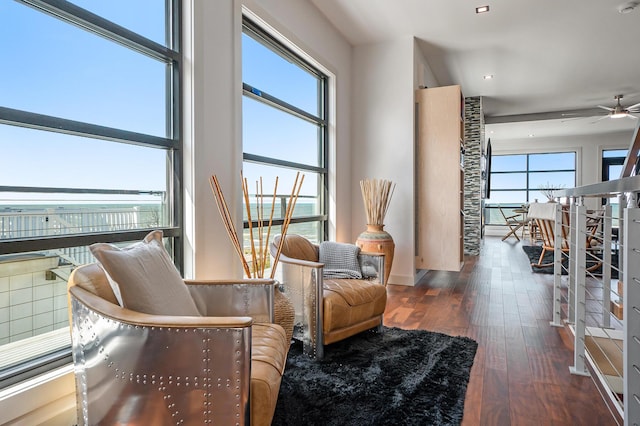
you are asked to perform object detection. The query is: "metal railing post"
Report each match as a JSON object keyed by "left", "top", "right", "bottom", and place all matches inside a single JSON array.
[
  {"left": 623, "top": 205, "right": 640, "bottom": 425},
  {"left": 602, "top": 203, "right": 612, "bottom": 329},
  {"left": 568, "top": 200, "right": 577, "bottom": 323},
  {"left": 570, "top": 202, "right": 589, "bottom": 376},
  {"left": 551, "top": 202, "right": 563, "bottom": 327}
]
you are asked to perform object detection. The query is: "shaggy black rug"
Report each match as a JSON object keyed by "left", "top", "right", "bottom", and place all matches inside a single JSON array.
[
  {"left": 272, "top": 327, "right": 478, "bottom": 426},
  {"left": 522, "top": 244, "right": 568, "bottom": 274},
  {"left": 522, "top": 244, "right": 618, "bottom": 277}
]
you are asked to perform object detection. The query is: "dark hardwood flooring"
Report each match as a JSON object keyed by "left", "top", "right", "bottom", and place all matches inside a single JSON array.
[{"left": 383, "top": 236, "right": 616, "bottom": 425}]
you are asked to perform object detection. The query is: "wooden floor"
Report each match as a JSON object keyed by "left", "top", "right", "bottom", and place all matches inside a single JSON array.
[{"left": 383, "top": 236, "right": 616, "bottom": 425}]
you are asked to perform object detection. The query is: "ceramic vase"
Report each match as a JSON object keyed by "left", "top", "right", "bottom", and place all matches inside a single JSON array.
[{"left": 355, "top": 224, "right": 394, "bottom": 284}]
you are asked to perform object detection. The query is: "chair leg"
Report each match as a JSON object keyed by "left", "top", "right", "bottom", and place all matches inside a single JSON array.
[
  {"left": 586, "top": 262, "right": 603, "bottom": 273},
  {"left": 532, "top": 247, "right": 553, "bottom": 268},
  {"left": 502, "top": 224, "right": 522, "bottom": 241}
]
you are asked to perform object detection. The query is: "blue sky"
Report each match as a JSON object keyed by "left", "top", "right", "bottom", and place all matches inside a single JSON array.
[
  {"left": 1, "top": 1, "right": 166, "bottom": 202},
  {"left": 241, "top": 32, "right": 321, "bottom": 199},
  {"left": 1, "top": 2, "right": 319, "bottom": 204}
]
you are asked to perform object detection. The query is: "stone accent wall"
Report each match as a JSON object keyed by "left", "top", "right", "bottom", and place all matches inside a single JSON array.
[{"left": 463, "top": 97, "right": 484, "bottom": 256}]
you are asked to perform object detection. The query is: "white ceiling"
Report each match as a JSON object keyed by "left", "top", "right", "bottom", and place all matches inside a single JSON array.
[{"left": 310, "top": 0, "right": 640, "bottom": 141}]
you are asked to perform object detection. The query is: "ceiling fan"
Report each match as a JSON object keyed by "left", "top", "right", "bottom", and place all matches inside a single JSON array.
[{"left": 595, "top": 94, "right": 640, "bottom": 120}]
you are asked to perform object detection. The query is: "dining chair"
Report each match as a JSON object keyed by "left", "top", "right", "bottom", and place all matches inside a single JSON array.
[{"left": 498, "top": 205, "right": 528, "bottom": 241}]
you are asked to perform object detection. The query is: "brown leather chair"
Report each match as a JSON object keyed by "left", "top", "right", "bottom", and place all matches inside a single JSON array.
[
  {"left": 67, "top": 263, "right": 289, "bottom": 426},
  {"left": 270, "top": 235, "right": 387, "bottom": 359}
]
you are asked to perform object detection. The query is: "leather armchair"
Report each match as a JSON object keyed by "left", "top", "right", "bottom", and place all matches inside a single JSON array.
[
  {"left": 67, "top": 263, "right": 289, "bottom": 426},
  {"left": 270, "top": 235, "right": 387, "bottom": 359}
]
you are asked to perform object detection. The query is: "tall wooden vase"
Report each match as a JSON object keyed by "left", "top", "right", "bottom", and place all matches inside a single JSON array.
[{"left": 356, "top": 224, "right": 394, "bottom": 284}]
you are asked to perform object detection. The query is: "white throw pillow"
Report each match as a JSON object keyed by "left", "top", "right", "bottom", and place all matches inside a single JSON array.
[{"left": 90, "top": 230, "right": 200, "bottom": 316}]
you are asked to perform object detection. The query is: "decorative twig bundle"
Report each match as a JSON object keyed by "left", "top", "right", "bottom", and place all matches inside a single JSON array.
[
  {"left": 270, "top": 172, "right": 304, "bottom": 279},
  {"left": 538, "top": 181, "right": 565, "bottom": 201},
  {"left": 209, "top": 172, "right": 304, "bottom": 279},
  {"left": 209, "top": 175, "right": 252, "bottom": 277},
  {"left": 360, "top": 178, "right": 395, "bottom": 225}
]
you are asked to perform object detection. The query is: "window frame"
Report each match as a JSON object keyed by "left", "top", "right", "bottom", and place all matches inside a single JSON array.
[
  {"left": 241, "top": 17, "right": 329, "bottom": 242},
  {"left": 486, "top": 151, "right": 576, "bottom": 225},
  {"left": 0, "top": 0, "right": 182, "bottom": 388},
  {"left": 489, "top": 152, "right": 576, "bottom": 202}
]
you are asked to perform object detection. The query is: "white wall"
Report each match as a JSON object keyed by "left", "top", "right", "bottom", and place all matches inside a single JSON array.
[
  {"left": 413, "top": 40, "right": 440, "bottom": 89},
  {"left": 183, "top": 0, "right": 244, "bottom": 279},
  {"left": 351, "top": 37, "right": 416, "bottom": 285}
]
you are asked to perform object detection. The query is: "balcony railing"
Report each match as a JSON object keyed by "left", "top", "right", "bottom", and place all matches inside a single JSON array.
[
  {"left": 551, "top": 174, "right": 640, "bottom": 425},
  {"left": 0, "top": 206, "right": 163, "bottom": 239}
]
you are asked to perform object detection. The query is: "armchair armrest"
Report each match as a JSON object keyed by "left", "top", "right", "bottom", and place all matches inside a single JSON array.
[
  {"left": 69, "top": 286, "right": 252, "bottom": 425},
  {"left": 358, "top": 252, "right": 385, "bottom": 285},
  {"left": 276, "top": 252, "right": 324, "bottom": 269},
  {"left": 184, "top": 279, "right": 277, "bottom": 322},
  {"left": 70, "top": 286, "right": 252, "bottom": 328}
]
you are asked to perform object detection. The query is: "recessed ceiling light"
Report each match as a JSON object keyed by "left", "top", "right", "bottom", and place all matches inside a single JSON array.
[
  {"left": 476, "top": 5, "right": 490, "bottom": 14},
  {"left": 483, "top": 74, "right": 494, "bottom": 80},
  {"left": 528, "top": 134, "right": 535, "bottom": 137}
]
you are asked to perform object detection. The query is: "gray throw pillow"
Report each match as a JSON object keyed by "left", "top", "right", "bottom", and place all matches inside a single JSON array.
[{"left": 319, "top": 241, "right": 363, "bottom": 279}]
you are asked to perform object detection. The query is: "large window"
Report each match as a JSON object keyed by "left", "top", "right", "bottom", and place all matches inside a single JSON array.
[
  {"left": 602, "top": 149, "right": 627, "bottom": 182},
  {"left": 486, "top": 152, "right": 576, "bottom": 224},
  {"left": 241, "top": 19, "right": 328, "bottom": 264},
  {"left": 602, "top": 149, "right": 627, "bottom": 223},
  {"left": 0, "top": 0, "right": 181, "bottom": 387}
]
